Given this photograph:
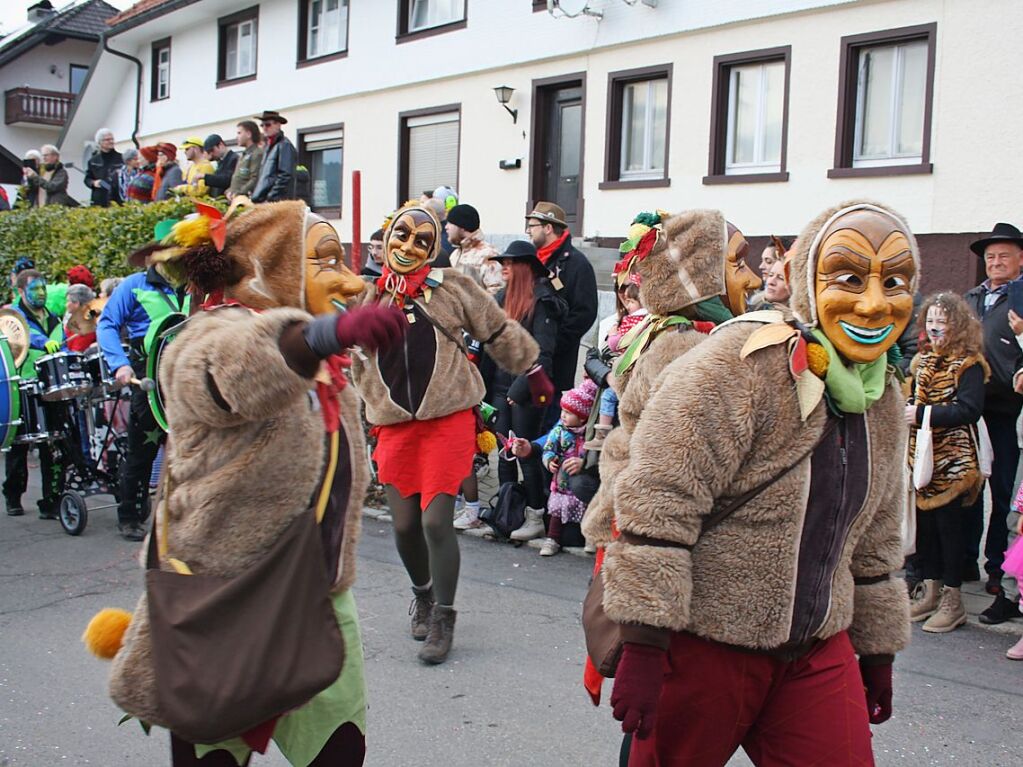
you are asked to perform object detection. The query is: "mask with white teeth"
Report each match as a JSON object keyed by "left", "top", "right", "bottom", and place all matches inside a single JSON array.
[{"left": 385, "top": 208, "right": 440, "bottom": 275}]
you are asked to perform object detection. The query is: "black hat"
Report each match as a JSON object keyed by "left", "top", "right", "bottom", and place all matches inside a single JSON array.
[
  {"left": 254, "top": 110, "right": 288, "bottom": 125},
  {"left": 970, "top": 223, "right": 1023, "bottom": 257},
  {"left": 493, "top": 240, "right": 544, "bottom": 273},
  {"left": 447, "top": 204, "right": 480, "bottom": 232},
  {"left": 203, "top": 134, "right": 224, "bottom": 152}
]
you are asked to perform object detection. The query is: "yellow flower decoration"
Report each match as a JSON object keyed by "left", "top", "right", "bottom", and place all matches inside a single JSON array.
[{"left": 807, "top": 343, "right": 829, "bottom": 378}]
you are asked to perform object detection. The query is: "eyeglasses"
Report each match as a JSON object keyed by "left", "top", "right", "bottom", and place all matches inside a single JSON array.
[{"left": 525, "top": 223, "right": 544, "bottom": 231}]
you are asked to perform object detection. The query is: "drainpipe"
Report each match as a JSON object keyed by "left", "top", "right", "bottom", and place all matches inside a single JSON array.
[{"left": 102, "top": 33, "right": 143, "bottom": 148}]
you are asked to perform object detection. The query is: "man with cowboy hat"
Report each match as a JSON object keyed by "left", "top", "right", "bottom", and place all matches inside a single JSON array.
[
  {"left": 964, "top": 222, "right": 1023, "bottom": 625},
  {"left": 252, "top": 109, "right": 297, "bottom": 203},
  {"left": 524, "top": 202, "right": 597, "bottom": 425}
]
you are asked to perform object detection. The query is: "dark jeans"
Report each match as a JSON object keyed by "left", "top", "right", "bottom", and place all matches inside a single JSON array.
[
  {"left": 170, "top": 722, "right": 365, "bottom": 766},
  {"left": 972, "top": 413, "right": 1020, "bottom": 576},
  {"left": 916, "top": 497, "right": 965, "bottom": 588},
  {"left": 494, "top": 399, "right": 545, "bottom": 509},
  {"left": 3, "top": 441, "right": 63, "bottom": 510},
  {"left": 117, "top": 359, "right": 161, "bottom": 526}
]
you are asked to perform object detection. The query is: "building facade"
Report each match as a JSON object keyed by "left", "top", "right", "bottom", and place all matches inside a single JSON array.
[{"left": 62, "top": 0, "right": 1022, "bottom": 292}]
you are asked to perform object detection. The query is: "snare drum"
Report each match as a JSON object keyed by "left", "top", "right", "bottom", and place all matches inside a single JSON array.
[
  {"left": 82, "top": 349, "right": 113, "bottom": 396},
  {"left": 15, "top": 380, "right": 51, "bottom": 443},
  {"left": 35, "top": 351, "right": 90, "bottom": 402}
]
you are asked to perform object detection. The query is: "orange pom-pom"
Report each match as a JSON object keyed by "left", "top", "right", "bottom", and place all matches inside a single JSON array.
[
  {"left": 476, "top": 430, "right": 497, "bottom": 454},
  {"left": 807, "top": 343, "right": 829, "bottom": 378},
  {"left": 83, "top": 608, "right": 132, "bottom": 659}
]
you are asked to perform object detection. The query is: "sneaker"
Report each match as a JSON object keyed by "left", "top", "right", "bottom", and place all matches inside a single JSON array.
[
  {"left": 453, "top": 510, "right": 482, "bottom": 531},
  {"left": 979, "top": 592, "right": 1022, "bottom": 625},
  {"left": 583, "top": 540, "right": 597, "bottom": 554},
  {"left": 118, "top": 523, "right": 146, "bottom": 542},
  {"left": 5, "top": 497, "right": 24, "bottom": 517},
  {"left": 37, "top": 502, "right": 58, "bottom": 521},
  {"left": 539, "top": 538, "right": 561, "bottom": 557}
]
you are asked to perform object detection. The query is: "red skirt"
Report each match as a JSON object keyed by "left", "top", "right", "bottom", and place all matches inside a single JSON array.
[{"left": 373, "top": 409, "right": 476, "bottom": 511}]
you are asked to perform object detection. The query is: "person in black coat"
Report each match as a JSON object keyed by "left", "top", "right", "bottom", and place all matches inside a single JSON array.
[
  {"left": 201, "top": 135, "right": 239, "bottom": 198},
  {"left": 251, "top": 110, "right": 297, "bottom": 202},
  {"left": 525, "top": 202, "right": 598, "bottom": 423},
  {"left": 85, "top": 129, "right": 123, "bottom": 207},
  {"left": 963, "top": 223, "right": 1023, "bottom": 623}
]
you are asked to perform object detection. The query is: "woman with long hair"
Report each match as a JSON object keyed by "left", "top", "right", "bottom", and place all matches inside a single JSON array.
[{"left": 907, "top": 291, "right": 989, "bottom": 633}]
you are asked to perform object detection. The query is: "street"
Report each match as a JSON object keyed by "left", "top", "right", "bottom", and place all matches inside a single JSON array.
[{"left": 0, "top": 489, "right": 1021, "bottom": 766}]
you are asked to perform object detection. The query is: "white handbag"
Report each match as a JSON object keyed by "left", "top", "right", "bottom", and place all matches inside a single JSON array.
[
  {"left": 912, "top": 405, "right": 934, "bottom": 491},
  {"left": 976, "top": 416, "right": 994, "bottom": 479}
]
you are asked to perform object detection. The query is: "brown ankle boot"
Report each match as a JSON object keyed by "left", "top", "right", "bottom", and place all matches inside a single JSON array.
[
  {"left": 909, "top": 579, "right": 942, "bottom": 622},
  {"left": 418, "top": 604, "right": 456, "bottom": 664},
  {"left": 409, "top": 585, "right": 434, "bottom": 641},
  {"left": 922, "top": 586, "right": 966, "bottom": 633}
]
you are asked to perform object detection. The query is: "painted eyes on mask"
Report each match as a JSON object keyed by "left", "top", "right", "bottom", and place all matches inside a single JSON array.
[
  {"left": 834, "top": 273, "right": 863, "bottom": 287},
  {"left": 884, "top": 275, "right": 910, "bottom": 290}
]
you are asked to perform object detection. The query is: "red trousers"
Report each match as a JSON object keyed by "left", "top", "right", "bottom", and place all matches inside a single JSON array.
[{"left": 629, "top": 631, "right": 874, "bottom": 767}]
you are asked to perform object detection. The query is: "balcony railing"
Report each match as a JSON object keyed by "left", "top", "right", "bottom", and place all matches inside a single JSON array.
[{"left": 5, "top": 87, "right": 74, "bottom": 127}]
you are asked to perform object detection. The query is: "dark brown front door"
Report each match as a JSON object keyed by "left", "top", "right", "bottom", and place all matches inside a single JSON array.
[{"left": 531, "top": 77, "right": 584, "bottom": 234}]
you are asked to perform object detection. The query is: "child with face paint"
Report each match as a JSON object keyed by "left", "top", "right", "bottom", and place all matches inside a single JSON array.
[
  {"left": 906, "top": 293, "right": 989, "bottom": 633},
  {"left": 4, "top": 269, "right": 67, "bottom": 518}
]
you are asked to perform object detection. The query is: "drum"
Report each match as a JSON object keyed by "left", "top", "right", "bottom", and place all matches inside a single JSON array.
[
  {"left": 0, "top": 336, "right": 22, "bottom": 450},
  {"left": 82, "top": 349, "right": 114, "bottom": 396},
  {"left": 145, "top": 312, "right": 187, "bottom": 432},
  {"left": 15, "top": 380, "right": 51, "bottom": 444},
  {"left": 35, "top": 351, "right": 91, "bottom": 402}
]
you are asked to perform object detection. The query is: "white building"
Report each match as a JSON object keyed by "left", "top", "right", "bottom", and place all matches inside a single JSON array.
[
  {"left": 62, "top": 0, "right": 1023, "bottom": 292},
  {"left": 0, "top": 0, "right": 118, "bottom": 196}
]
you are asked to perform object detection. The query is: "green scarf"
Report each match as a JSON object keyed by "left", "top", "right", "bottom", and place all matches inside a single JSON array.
[{"left": 810, "top": 329, "right": 888, "bottom": 414}]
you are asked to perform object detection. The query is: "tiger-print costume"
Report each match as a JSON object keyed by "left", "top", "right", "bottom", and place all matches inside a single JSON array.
[{"left": 908, "top": 352, "right": 985, "bottom": 510}]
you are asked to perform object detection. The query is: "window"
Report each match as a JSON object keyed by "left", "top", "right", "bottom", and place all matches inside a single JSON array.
[
  {"left": 706, "top": 47, "right": 790, "bottom": 184},
  {"left": 299, "top": 0, "right": 348, "bottom": 63},
  {"left": 602, "top": 65, "right": 671, "bottom": 189},
  {"left": 397, "top": 0, "right": 466, "bottom": 40},
  {"left": 150, "top": 38, "right": 170, "bottom": 101},
  {"left": 398, "top": 106, "right": 460, "bottom": 205},
  {"left": 300, "top": 124, "right": 344, "bottom": 217},
  {"left": 831, "top": 24, "right": 936, "bottom": 178},
  {"left": 69, "top": 64, "right": 89, "bottom": 96},
  {"left": 218, "top": 7, "right": 259, "bottom": 85}
]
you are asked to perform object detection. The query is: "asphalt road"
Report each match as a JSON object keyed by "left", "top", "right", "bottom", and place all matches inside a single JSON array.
[{"left": 1, "top": 493, "right": 1022, "bottom": 767}]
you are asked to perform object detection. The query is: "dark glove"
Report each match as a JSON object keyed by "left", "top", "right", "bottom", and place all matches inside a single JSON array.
[
  {"left": 609, "top": 642, "right": 668, "bottom": 740},
  {"left": 859, "top": 657, "right": 893, "bottom": 724},
  {"left": 526, "top": 365, "right": 555, "bottom": 408},
  {"left": 304, "top": 305, "right": 405, "bottom": 357}
]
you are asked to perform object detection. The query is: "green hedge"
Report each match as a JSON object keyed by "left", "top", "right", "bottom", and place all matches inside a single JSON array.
[{"left": 0, "top": 200, "right": 227, "bottom": 292}]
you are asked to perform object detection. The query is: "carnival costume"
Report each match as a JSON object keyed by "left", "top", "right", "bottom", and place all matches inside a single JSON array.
[
  {"left": 602, "top": 201, "right": 917, "bottom": 766},
  {"left": 349, "top": 204, "right": 552, "bottom": 664},
  {"left": 85, "top": 200, "right": 404, "bottom": 766}
]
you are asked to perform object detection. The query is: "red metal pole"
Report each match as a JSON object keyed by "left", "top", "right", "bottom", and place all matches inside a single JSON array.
[{"left": 351, "top": 170, "right": 362, "bottom": 273}]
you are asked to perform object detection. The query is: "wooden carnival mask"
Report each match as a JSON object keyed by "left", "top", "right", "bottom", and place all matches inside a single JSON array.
[
  {"left": 813, "top": 209, "right": 915, "bottom": 364},
  {"left": 386, "top": 209, "right": 439, "bottom": 274},
  {"left": 304, "top": 215, "right": 365, "bottom": 314},
  {"left": 722, "top": 223, "right": 762, "bottom": 315}
]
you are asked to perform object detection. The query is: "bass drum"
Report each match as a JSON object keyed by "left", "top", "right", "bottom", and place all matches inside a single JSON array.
[
  {"left": 0, "top": 336, "right": 22, "bottom": 450},
  {"left": 145, "top": 312, "right": 188, "bottom": 432}
]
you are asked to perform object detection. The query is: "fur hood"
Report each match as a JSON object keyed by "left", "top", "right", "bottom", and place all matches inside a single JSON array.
[{"left": 638, "top": 209, "right": 727, "bottom": 316}]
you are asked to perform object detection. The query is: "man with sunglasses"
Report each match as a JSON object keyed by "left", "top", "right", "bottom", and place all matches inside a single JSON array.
[{"left": 252, "top": 109, "right": 297, "bottom": 203}]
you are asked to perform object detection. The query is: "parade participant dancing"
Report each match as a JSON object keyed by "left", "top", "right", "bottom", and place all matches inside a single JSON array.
[
  {"left": 97, "top": 234, "right": 191, "bottom": 541},
  {"left": 85, "top": 200, "right": 404, "bottom": 766},
  {"left": 3, "top": 269, "right": 66, "bottom": 518},
  {"left": 350, "top": 204, "right": 553, "bottom": 664},
  {"left": 600, "top": 201, "right": 917, "bottom": 766}
]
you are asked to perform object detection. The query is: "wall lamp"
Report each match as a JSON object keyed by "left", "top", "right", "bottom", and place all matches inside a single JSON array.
[{"left": 493, "top": 85, "right": 518, "bottom": 124}]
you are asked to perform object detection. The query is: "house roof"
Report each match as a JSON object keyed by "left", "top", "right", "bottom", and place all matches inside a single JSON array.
[
  {"left": 0, "top": 1, "right": 119, "bottom": 67},
  {"left": 106, "top": 0, "right": 202, "bottom": 33}
]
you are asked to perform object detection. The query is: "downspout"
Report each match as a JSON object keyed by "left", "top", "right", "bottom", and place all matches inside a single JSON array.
[{"left": 102, "top": 33, "right": 143, "bottom": 148}]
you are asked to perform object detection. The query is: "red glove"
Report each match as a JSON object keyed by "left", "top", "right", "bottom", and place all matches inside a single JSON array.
[
  {"left": 526, "top": 365, "right": 555, "bottom": 408},
  {"left": 609, "top": 643, "right": 668, "bottom": 740},
  {"left": 859, "top": 658, "right": 893, "bottom": 724},
  {"left": 335, "top": 305, "right": 405, "bottom": 352}
]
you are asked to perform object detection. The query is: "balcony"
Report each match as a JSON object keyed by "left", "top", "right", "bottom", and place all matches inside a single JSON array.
[{"left": 5, "top": 87, "right": 74, "bottom": 128}]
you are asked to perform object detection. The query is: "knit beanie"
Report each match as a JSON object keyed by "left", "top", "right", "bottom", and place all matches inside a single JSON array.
[
  {"left": 67, "top": 265, "right": 95, "bottom": 289},
  {"left": 447, "top": 204, "right": 480, "bottom": 232},
  {"left": 561, "top": 378, "right": 597, "bottom": 421}
]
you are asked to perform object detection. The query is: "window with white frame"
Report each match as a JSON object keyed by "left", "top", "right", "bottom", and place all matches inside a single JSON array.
[
  {"left": 220, "top": 12, "right": 258, "bottom": 82},
  {"left": 306, "top": 0, "right": 348, "bottom": 59},
  {"left": 725, "top": 60, "right": 785, "bottom": 174},
  {"left": 403, "top": 110, "right": 459, "bottom": 202},
  {"left": 852, "top": 40, "right": 927, "bottom": 167},
  {"left": 301, "top": 126, "right": 344, "bottom": 213},
  {"left": 408, "top": 0, "right": 464, "bottom": 33},
  {"left": 619, "top": 78, "right": 668, "bottom": 180},
  {"left": 151, "top": 39, "right": 170, "bottom": 101}
]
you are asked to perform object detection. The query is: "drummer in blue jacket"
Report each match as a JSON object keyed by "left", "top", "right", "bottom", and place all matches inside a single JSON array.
[
  {"left": 4, "top": 269, "right": 66, "bottom": 519},
  {"left": 96, "top": 240, "right": 189, "bottom": 542}
]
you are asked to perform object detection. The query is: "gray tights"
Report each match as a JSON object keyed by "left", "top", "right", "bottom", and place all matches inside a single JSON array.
[{"left": 384, "top": 486, "right": 461, "bottom": 606}]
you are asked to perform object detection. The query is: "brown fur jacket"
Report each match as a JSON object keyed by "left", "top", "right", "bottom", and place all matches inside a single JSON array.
[
  {"left": 108, "top": 307, "right": 367, "bottom": 724},
  {"left": 601, "top": 320, "right": 911, "bottom": 656},
  {"left": 350, "top": 268, "right": 539, "bottom": 425}
]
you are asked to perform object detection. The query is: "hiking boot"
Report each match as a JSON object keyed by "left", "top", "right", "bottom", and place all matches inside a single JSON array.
[
  {"left": 583, "top": 426, "right": 612, "bottom": 452},
  {"left": 539, "top": 538, "right": 561, "bottom": 557},
  {"left": 909, "top": 579, "right": 942, "bottom": 622},
  {"left": 1006, "top": 635, "right": 1023, "bottom": 661},
  {"left": 118, "top": 523, "right": 146, "bottom": 542},
  {"left": 409, "top": 584, "right": 434, "bottom": 641},
  {"left": 979, "top": 592, "right": 1022, "bottom": 625},
  {"left": 922, "top": 587, "right": 966, "bottom": 633},
  {"left": 510, "top": 507, "right": 545, "bottom": 541},
  {"left": 419, "top": 605, "right": 456, "bottom": 665},
  {"left": 5, "top": 497, "right": 23, "bottom": 517}
]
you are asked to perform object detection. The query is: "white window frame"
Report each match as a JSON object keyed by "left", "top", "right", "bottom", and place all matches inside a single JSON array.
[
  {"left": 306, "top": 0, "right": 348, "bottom": 59},
  {"left": 618, "top": 78, "right": 667, "bottom": 181},
  {"left": 155, "top": 46, "right": 170, "bottom": 100},
  {"left": 408, "top": 0, "right": 463, "bottom": 34},
  {"left": 852, "top": 40, "right": 926, "bottom": 168},
  {"left": 724, "top": 61, "right": 783, "bottom": 175},
  {"left": 224, "top": 17, "right": 258, "bottom": 81}
]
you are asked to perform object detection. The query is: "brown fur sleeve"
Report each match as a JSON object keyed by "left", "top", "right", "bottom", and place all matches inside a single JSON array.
[
  {"left": 162, "top": 307, "right": 316, "bottom": 427},
  {"left": 444, "top": 269, "right": 539, "bottom": 375}
]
